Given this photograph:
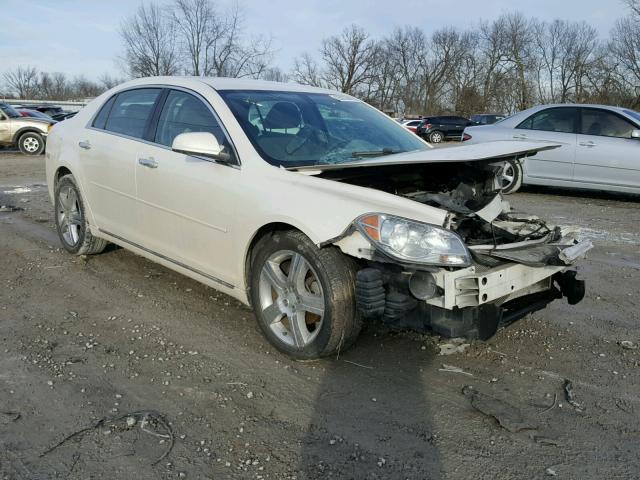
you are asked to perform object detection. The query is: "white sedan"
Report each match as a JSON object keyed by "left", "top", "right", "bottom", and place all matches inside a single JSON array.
[
  {"left": 463, "top": 104, "right": 640, "bottom": 194},
  {"left": 45, "top": 77, "right": 591, "bottom": 358}
]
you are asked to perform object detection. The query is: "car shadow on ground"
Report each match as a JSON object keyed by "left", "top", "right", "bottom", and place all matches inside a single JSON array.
[{"left": 297, "top": 326, "right": 443, "bottom": 479}]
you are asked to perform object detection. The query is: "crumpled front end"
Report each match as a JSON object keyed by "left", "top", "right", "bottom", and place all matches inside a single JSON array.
[{"left": 324, "top": 156, "right": 591, "bottom": 340}]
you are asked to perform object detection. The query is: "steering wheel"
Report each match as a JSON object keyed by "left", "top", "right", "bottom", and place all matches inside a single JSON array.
[{"left": 285, "top": 125, "right": 330, "bottom": 155}]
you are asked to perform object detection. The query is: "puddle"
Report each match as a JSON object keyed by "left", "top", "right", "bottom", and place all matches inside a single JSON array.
[
  {"left": 577, "top": 227, "right": 640, "bottom": 246},
  {"left": 1, "top": 184, "right": 47, "bottom": 195}
]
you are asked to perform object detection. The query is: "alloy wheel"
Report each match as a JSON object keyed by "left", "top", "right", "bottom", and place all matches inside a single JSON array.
[
  {"left": 57, "top": 185, "right": 82, "bottom": 246},
  {"left": 258, "top": 250, "right": 325, "bottom": 348},
  {"left": 500, "top": 163, "right": 516, "bottom": 191}
]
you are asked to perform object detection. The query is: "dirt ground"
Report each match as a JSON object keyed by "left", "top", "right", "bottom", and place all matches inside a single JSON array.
[{"left": 1, "top": 151, "right": 639, "bottom": 480}]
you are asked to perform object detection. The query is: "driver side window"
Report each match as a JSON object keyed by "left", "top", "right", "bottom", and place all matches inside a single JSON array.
[{"left": 154, "top": 90, "right": 232, "bottom": 159}]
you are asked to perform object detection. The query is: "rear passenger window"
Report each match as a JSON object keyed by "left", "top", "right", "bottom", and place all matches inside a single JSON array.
[
  {"left": 92, "top": 96, "right": 116, "bottom": 130},
  {"left": 154, "top": 90, "right": 231, "bottom": 153},
  {"left": 581, "top": 109, "right": 636, "bottom": 138},
  {"left": 104, "top": 89, "right": 161, "bottom": 139}
]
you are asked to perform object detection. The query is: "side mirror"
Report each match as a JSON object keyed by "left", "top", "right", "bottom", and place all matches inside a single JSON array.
[
  {"left": 631, "top": 129, "right": 640, "bottom": 139},
  {"left": 172, "top": 132, "right": 231, "bottom": 162}
]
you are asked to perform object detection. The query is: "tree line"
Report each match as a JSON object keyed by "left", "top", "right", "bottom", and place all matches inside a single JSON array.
[{"left": 2, "top": 0, "right": 639, "bottom": 117}]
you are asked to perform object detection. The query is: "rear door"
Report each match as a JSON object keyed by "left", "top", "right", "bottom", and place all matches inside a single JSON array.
[
  {"left": 134, "top": 88, "right": 241, "bottom": 286},
  {"left": 574, "top": 107, "right": 640, "bottom": 190},
  {"left": 438, "top": 117, "right": 456, "bottom": 136},
  {"left": 512, "top": 107, "right": 578, "bottom": 181},
  {"left": 79, "top": 88, "right": 162, "bottom": 242},
  {"left": 450, "top": 116, "right": 471, "bottom": 136}
]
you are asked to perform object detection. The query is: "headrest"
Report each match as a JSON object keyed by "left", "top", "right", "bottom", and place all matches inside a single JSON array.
[{"left": 263, "top": 102, "right": 301, "bottom": 130}]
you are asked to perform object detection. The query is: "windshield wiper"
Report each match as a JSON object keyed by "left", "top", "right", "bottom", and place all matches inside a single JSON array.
[{"left": 350, "top": 148, "right": 405, "bottom": 158}]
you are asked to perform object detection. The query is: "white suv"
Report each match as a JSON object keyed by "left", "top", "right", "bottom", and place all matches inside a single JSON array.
[{"left": 45, "top": 77, "right": 591, "bottom": 358}]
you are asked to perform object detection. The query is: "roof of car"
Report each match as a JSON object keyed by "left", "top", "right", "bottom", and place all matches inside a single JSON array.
[
  {"left": 522, "top": 103, "right": 634, "bottom": 113},
  {"left": 118, "top": 76, "right": 340, "bottom": 95}
]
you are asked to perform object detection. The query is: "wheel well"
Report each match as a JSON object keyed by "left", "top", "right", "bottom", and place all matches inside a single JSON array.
[
  {"left": 13, "top": 128, "right": 45, "bottom": 144},
  {"left": 244, "top": 222, "right": 300, "bottom": 298},
  {"left": 55, "top": 166, "right": 72, "bottom": 186}
]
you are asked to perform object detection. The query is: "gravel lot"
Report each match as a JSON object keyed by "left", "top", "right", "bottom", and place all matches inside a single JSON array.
[{"left": 1, "top": 151, "right": 639, "bottom": 479}]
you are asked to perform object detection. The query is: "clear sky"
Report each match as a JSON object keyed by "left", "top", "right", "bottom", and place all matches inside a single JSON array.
[{"left": 0, "top": 0, "right": 625, "bottom": 81}]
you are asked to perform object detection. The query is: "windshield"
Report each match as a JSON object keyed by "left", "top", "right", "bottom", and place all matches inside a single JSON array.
[
  {"left": 0, "top": 103, "right": 21, "bottom": 118},
  {"left": 623, "top": 109, "right": 640, "bottom": 124},
  {"left": 218, "top": 90, "right": 428, "bottom": 167}
]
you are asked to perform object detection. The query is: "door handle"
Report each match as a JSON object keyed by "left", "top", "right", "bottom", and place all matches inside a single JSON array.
[
  {"left": 512, "top": 134, "right": 527, "bottom": 140},
  {"left": 579, "top": 141, "right": 596, "bottom": 147},
  {"left": 78, "top": 140, "right": 91, "bottom": 150},
  {"left": 138, "top": 157, "right": 158, "bottom": 168}
]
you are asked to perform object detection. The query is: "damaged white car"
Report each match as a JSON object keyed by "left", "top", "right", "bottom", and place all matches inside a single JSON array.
[{"left": 45, "top": 77, "right": 591, "bottom": 359}]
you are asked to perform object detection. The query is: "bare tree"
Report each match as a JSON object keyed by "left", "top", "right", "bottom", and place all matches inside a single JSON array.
[
  {"left": 500, "top": 12, "right": 535, "bottom": 111},
  {"left": 38, "top": 72, "right": 71, "bottom": 100},
  {"left": 120, "top": 2, "right": 180, "bottom": 77},
  {"left": 535, "top": 20, "right": 598, "bottom": 103},
  {"left": 261, "top": 67, "right": 289, "bottom": 83},
  {"left": 622, "top": 0, "right": 640, "bottom": 16},
  {"left": 292, "top": 53, "right": 324, "bottom": 87},
  {"left": 320, "top": 25, "right": 380, "bottom": 94},
  {"left": 70, "top": 76, "right": 103, "bottom": 99},
  {"left": 98, "top": 73, "right": 124, "bottom": 90},
  {"left": 610, "top": 17, "right": 640, "bottom": 89},
  {"left": 172, "top": 0, "right": 273, "bottom": 78},
  {"left": 3, "top": 66, "right": 40, "bottom": 98}
]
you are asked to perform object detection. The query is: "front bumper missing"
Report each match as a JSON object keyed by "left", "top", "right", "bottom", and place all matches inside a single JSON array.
[
  {"left": 355, "top": 262, "right": 586, "bottom": 340},
  {"left": 428, "top": 262, "right": 566, "bottom": 310}
]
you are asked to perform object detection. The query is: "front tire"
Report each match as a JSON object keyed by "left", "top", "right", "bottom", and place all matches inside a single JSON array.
[
  {"left": 18, "top": 132, "right": 45, "bottom": 155},
  {"left": 500, "top": 159, "right": 523, "bottom": 194},
  {"left": 54, "top": 174, "right": 108, "bottom": 255},
  {"left": 249, "top": 230, "right": 361, "bottom": 359}
]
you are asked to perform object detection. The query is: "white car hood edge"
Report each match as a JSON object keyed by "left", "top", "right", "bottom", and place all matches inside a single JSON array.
[{"left": 287, "top": 140, "right": 559, "bottom": 172}]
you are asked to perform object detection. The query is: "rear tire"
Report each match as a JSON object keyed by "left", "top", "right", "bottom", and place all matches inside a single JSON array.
[
  {"left": 18, "top": 131, "right": 45, "bottom": 155},
  {"left": 428, "top": 130, "right": 444, "bottom": 143},
  {"left": 500, "top": 160, "right": 523, "bottom": 194},
  {"left": 249, "top": 230, "right": 361, "bottom": 359},
  {"left": 54, "top": 174, "right": 108, "bottom": 255}
]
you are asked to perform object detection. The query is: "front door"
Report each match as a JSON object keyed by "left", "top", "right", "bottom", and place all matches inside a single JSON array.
[
  {"left": 574, "top": 108, "right": 640, "bottom": 190},
  {"left": 134, "top": 89, "right": 241, "bottom": 286},
  {"left": 512, "top": 107, "right": 578, "bottom": 181},
  {"left": 0, "top": 112, "right": 10, "bottom": 145}
]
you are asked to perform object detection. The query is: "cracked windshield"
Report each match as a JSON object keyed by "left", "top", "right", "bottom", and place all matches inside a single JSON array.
[{"left": 219, "top": 90, "right": 428, "bottom": 167}]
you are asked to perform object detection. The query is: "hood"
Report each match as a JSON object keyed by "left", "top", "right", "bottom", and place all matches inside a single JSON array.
[
  {"left": 14, "top": 117, "right": 56, "bottom": 126},
  {"left": 288, "top": 140, "right": 559, "bottom": 173}
]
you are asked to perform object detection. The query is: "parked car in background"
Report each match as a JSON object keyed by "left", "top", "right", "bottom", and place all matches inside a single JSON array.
[
  {"left": 463, "top": 104, "right": 640, "bottom": 194},
  {"left": 24, "top": 105, "right": 65, "bottom": 117},
  {"left": 401, "top": 119, "right": 422, "bottom": 133},
  {"left": 0, "top": 103, "right": 56, "bottom": 154},
  {"left": 45, "top": 77, "right": 589, "bottom": 358},
  {"left": 416, "top": 116, "right": 474, "bottom": 143},
  {"left": 17, "top": 108, "right": 54, "bottom": 120},
  {"left": 470, "top": 113, "right": 506, "bottom": 125}
]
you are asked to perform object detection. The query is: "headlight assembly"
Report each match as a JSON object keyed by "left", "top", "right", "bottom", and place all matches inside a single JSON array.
[{"left": 357, "top": 213, "right": 471, "bottom": 266}]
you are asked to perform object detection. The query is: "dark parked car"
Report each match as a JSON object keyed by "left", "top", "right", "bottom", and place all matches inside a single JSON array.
[
  {"left": 416, "top": 116, "right": 474, "bottom": 143},
  {"left": 51, "top": 111, "right": 77, "bottom": 121},
  {"left": 470, "top": 113, "right": 506, "bottom": 125},
  {"left": 24, "top": 105, "right": 64, "bottom": 117}
]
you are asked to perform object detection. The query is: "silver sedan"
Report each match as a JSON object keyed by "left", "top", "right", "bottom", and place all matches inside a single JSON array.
[{"left": 463, "top": 104, "right": 640, "bottom": 194}]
